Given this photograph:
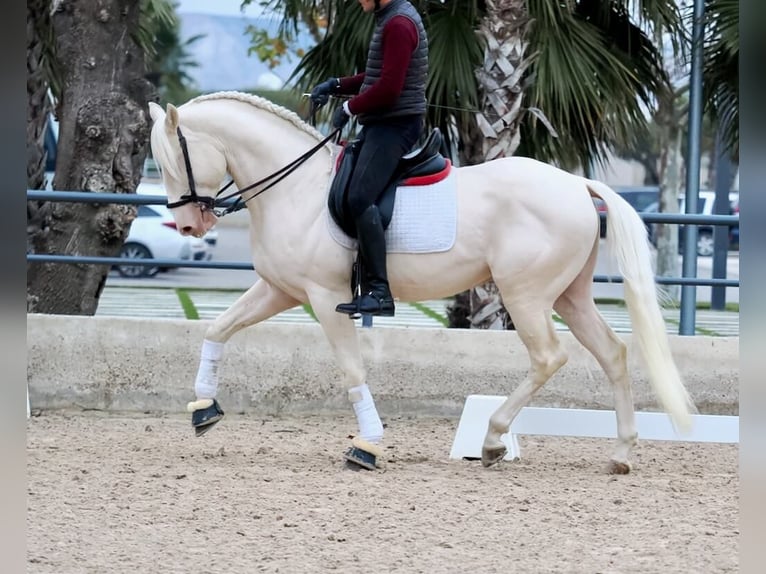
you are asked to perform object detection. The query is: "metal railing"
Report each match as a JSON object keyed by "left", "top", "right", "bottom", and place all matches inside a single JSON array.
[{"left": 27, "top": 189, "right": 740, "bottom": 332}]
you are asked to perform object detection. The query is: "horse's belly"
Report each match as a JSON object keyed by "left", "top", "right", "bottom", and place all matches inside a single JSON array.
[{"left": 388, "top": 253, "right": 489, "bottom": 302}]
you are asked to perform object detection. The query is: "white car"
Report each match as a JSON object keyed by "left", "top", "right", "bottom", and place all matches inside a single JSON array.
[
  {"left": 678, "top": 190, "right": 739, "bottom": 257},
  {"left": 644, "top": 190, "right": 739, "bottom": 256},
  {"left": 137, "top": 180, "right": 219, "bottom": 251},
  {"left": 116, "top": 182, "right": 217, "bottom": 277},
  {"left": 118, "top": 203, "right": 217, "bottom": 277}
]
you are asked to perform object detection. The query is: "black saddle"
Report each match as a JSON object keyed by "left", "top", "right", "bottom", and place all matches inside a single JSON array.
[{"left": 328, "top": 128, "right": 449, "bottom": 238}]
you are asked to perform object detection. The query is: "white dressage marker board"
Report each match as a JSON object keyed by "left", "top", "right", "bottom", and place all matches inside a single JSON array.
[{"left": 449, "top": 394, "right": 739, "bottom": 461}]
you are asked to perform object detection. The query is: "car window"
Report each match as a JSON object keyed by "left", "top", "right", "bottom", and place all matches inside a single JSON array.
[
  {"left": 633, "top": 192, "right": 658, "bottom": 211},
  {"left": 137, "top": 205, "right": 161, "bottom": 217},
  {"left": 618, "top": 189, "right": 659, "bottom": 212}
]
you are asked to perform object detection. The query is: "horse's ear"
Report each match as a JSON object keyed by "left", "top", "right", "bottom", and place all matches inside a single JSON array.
[
  {"left": 165, "top": 103, "right": 180, "bottom": 131},
  {"left": 148, "top": 102, "right": 164, "bottom": 124}
]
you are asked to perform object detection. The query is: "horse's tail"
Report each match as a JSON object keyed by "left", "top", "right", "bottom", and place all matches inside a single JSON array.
[{"left": 586, "top": 179, "right": 696, "bottom": 433}]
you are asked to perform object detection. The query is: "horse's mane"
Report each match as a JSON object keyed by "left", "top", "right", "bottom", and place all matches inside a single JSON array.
[
  {"left": 189, "top": 91, "right": 326, "bottom": 141},
  {"left": 150, "top": 90, "right": 326, "bottom": 182}
]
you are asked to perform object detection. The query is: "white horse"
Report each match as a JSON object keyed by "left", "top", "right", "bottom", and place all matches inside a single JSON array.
[{"left": 148, "top": 91, "right": 695, "bottom": 473}]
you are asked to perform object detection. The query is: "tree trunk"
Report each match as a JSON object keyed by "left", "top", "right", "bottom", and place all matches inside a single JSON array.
[
  {"left": 27, "top": 0, "right": 154, "bottom": 315},
  {"left": 655, "top": 124, "right": 682, "bottom": 302},
  {"left": 449, "top": 0, "right": 530, "bottom": 330}
]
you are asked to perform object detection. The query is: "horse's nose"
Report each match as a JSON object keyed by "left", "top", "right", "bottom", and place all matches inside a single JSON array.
[{"left": 180, "top": 225, "right": 195, "bottom": 236}]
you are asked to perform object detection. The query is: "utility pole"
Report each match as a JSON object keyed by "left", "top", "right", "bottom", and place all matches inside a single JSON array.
[{"left": 679, "top": 0, "right": 705, "bottom": 335}]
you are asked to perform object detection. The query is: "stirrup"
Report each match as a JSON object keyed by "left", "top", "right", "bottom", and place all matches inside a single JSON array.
[
  {"left": 357, "top": 291, "right": 395, "bottom": 316},
  {"left": 335, "top": 298, "right": 362, "bottom": 319}
]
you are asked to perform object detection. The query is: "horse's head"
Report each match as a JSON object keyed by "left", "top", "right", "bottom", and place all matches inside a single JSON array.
[{"left": 148, "top": 102, "right": 225, "bottom": 238}]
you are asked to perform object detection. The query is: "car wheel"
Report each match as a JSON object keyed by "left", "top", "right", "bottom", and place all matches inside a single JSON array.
[
  {"left": 117, "top": 243, "right": 158, "bottom": 278},
  {"left": 697, "top": 232, "right": 714, "bottom": 257}
]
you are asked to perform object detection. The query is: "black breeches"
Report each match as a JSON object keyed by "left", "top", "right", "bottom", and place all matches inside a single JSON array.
[{"left": 346, "top": 116, "right": 424, "bottom": 219}]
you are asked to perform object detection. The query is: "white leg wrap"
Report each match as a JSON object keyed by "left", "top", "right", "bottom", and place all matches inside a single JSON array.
[
  {"left": 348, "top": 384, "right": 384, "bottom": 444},
  {"left": 194, "top": 340, "right": 224, "bottom": 399}
]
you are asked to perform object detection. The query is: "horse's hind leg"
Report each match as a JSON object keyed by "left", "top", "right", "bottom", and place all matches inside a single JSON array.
[
  {"left": 554, "top": 272, "right": 637, "bottom": 474},
  {"left": 482, "top": 304, "right": 568, "bottom": 467},
  {"left": 187, "top": 279, "right": 301, "bottom": 436}
]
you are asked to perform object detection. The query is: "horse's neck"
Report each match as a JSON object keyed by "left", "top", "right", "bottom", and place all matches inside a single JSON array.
[
  {"left": 242, "top": 152, "right": 333, "bottom": 236},
  {"left": 213, "top": 108, "right": 334, "bottom": 233}
]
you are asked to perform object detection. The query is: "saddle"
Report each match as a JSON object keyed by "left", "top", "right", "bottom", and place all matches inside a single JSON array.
[{"left": 328, "top": 128, "right": 450, "bottom": 239}]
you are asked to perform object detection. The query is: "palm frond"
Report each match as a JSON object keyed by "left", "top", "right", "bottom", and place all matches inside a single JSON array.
[
  {"left": 519, "top": 0, "right": 670, "bottom": 170},
  {"left": 424, "top": 1, "right": 484, "bottom": 151},
  {"left": 136, "top": 0, "right": 176, "bottom": 62},
  {"left": 288, "top": 0, "right": 372, "bottom": 89},
  {"left": 702, "top": 0, "right": 738, "bottom": 159}
]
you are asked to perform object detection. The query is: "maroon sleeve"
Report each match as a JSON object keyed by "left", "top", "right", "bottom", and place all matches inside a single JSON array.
[
  {"left": 338, "top": 73, "right": 366, "bottom": 95},
  {"left": 346, "top": 16, "right": 419, "bottom": 116}
]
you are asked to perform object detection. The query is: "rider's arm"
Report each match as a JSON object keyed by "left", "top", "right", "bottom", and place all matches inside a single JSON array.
[
  {"left": 337, "top": 73, "right": 366, "bottom": 95},
  {"left": 344, "top": 16, "right": 419, "bottom": 115}
]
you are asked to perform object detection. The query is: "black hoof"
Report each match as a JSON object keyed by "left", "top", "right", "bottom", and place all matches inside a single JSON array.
[
  {"left": 343, "top": 447, "right": 377, "bottom": 470},
  {"left": 342, "top": 437, "right": 383, "bottom": 471},
  {"left": 188, "top": 399, "right": 224, "bottom": 437}
]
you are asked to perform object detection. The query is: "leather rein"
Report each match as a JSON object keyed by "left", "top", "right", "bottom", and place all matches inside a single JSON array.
[{"left": 167, "top": 123, "right": 340, "bottom": 217}]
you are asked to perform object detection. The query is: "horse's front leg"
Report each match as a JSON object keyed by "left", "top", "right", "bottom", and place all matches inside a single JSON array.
[
  {"left": 309, "top": 289, "right": 384, "bottom": 470},
  {"left": 187, "top": 279, "right": 300, "bottom": 436}
]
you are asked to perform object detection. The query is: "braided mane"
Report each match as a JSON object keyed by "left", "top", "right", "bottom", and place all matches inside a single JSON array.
[
  {"left": 189, "top": 91, "right": 325, "bottom": 141},
  {"left": 150, "top": 91, "right": 327, "bottom": 182}
]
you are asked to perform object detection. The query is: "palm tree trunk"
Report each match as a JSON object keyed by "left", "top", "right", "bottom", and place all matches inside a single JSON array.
[
  {"left": 27, "top": 0, "right": 53, "bottom": 192},
  {"left": 27, "top": 0, "right": 54, "bottom": 261},
  {"left": 450, "top": 0, "right": 531, "bottom": 330}
]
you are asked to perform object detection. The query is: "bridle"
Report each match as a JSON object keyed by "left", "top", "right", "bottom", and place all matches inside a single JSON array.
[{"left": 167, "top": 123, "right": 340, "bottom": 217}]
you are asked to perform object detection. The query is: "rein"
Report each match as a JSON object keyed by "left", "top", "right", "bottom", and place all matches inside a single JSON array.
[{"left": 168, "top": 124, "right": 340, "bottom": 217}]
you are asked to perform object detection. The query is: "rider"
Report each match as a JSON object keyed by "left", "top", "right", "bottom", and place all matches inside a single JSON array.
[{"left": 310, "top": 0, "right": 428, "bottom": 317}]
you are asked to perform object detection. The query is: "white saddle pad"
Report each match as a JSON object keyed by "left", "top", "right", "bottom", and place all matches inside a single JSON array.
[{"left": 327, "top": 168, "right": 457, "bottom": 254}]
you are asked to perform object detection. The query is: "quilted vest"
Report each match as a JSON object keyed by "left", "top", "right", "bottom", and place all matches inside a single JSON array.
[{"left": 357, "top": 0, "right": 428, "bottom": 125}]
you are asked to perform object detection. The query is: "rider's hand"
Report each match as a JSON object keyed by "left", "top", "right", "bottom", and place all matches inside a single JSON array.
[
  {"left": 332, "top": 104, "right": 351, "bottom": 130},
  {"left": 310, "top": 77, "right": 340, "bottom": 106}
]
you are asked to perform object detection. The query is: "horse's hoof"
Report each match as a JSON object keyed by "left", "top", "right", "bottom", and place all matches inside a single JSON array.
[
  {"left": 608, "top": 459, "right": 632, "bottom": 475},
  {"left": 481, "top": 445, "right": 507, "bottom": 468},
  {"left": 343, "top": 437, "right": 382, "bottom": 471},
  {"left": 187, "top": 398, "right": 225, "bottom": 437}
]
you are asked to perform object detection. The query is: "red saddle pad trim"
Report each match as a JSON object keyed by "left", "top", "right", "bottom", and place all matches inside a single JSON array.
[{"left": 401, "top": 159, "right": 452, "bottom": 187}]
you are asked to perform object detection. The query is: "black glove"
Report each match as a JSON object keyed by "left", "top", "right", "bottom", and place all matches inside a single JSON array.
[
  {"left": 332, "top": 105, "right": 351, "bottom": 130},
  {"left": 309, "top": 77, "right": 339, "bottom": 106}
]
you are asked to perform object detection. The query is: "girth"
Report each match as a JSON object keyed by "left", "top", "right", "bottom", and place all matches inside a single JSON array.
[{"left": 328, "top": 128, "right": 449, "bottom": 238}]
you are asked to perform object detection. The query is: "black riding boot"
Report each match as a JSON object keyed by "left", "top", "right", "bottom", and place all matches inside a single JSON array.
[{"left": 336, "top": 205, "right": 395, "bottom": 317}]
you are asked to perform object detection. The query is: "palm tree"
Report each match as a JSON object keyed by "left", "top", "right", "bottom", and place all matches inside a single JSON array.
[
  {"left": 143, "top": 1, "right": 205, "bottom": 106},
  {"left": 26, "top": 0, "right": 55, "bottom": 192}
]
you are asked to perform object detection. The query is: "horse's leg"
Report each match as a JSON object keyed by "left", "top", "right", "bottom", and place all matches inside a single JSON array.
[
  {"left": 187, "top": 279, "right": 300, "bottom": 435},
  {"left": 308, "top": 289, "right": 384, "bottom": 469},
  {"left": 554, "top": 247, "right": 637, "bottom": 474},
  {"left": 481, "top": 303, "right": 568, "bottom": 467}
]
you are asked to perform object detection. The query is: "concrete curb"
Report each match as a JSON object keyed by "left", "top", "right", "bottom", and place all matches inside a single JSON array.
[{"left": 27, "top": 314, "right": 739, "bottom": 417}]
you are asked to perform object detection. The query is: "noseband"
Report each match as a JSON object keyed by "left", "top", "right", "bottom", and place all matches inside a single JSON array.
[{"left": 166, "top": 125, "right": 340, "bottom": 217}]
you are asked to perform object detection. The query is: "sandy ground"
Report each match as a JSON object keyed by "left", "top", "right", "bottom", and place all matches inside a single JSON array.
[{"left": 27, "top": 411, "right": 738, "bottom": 574}]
